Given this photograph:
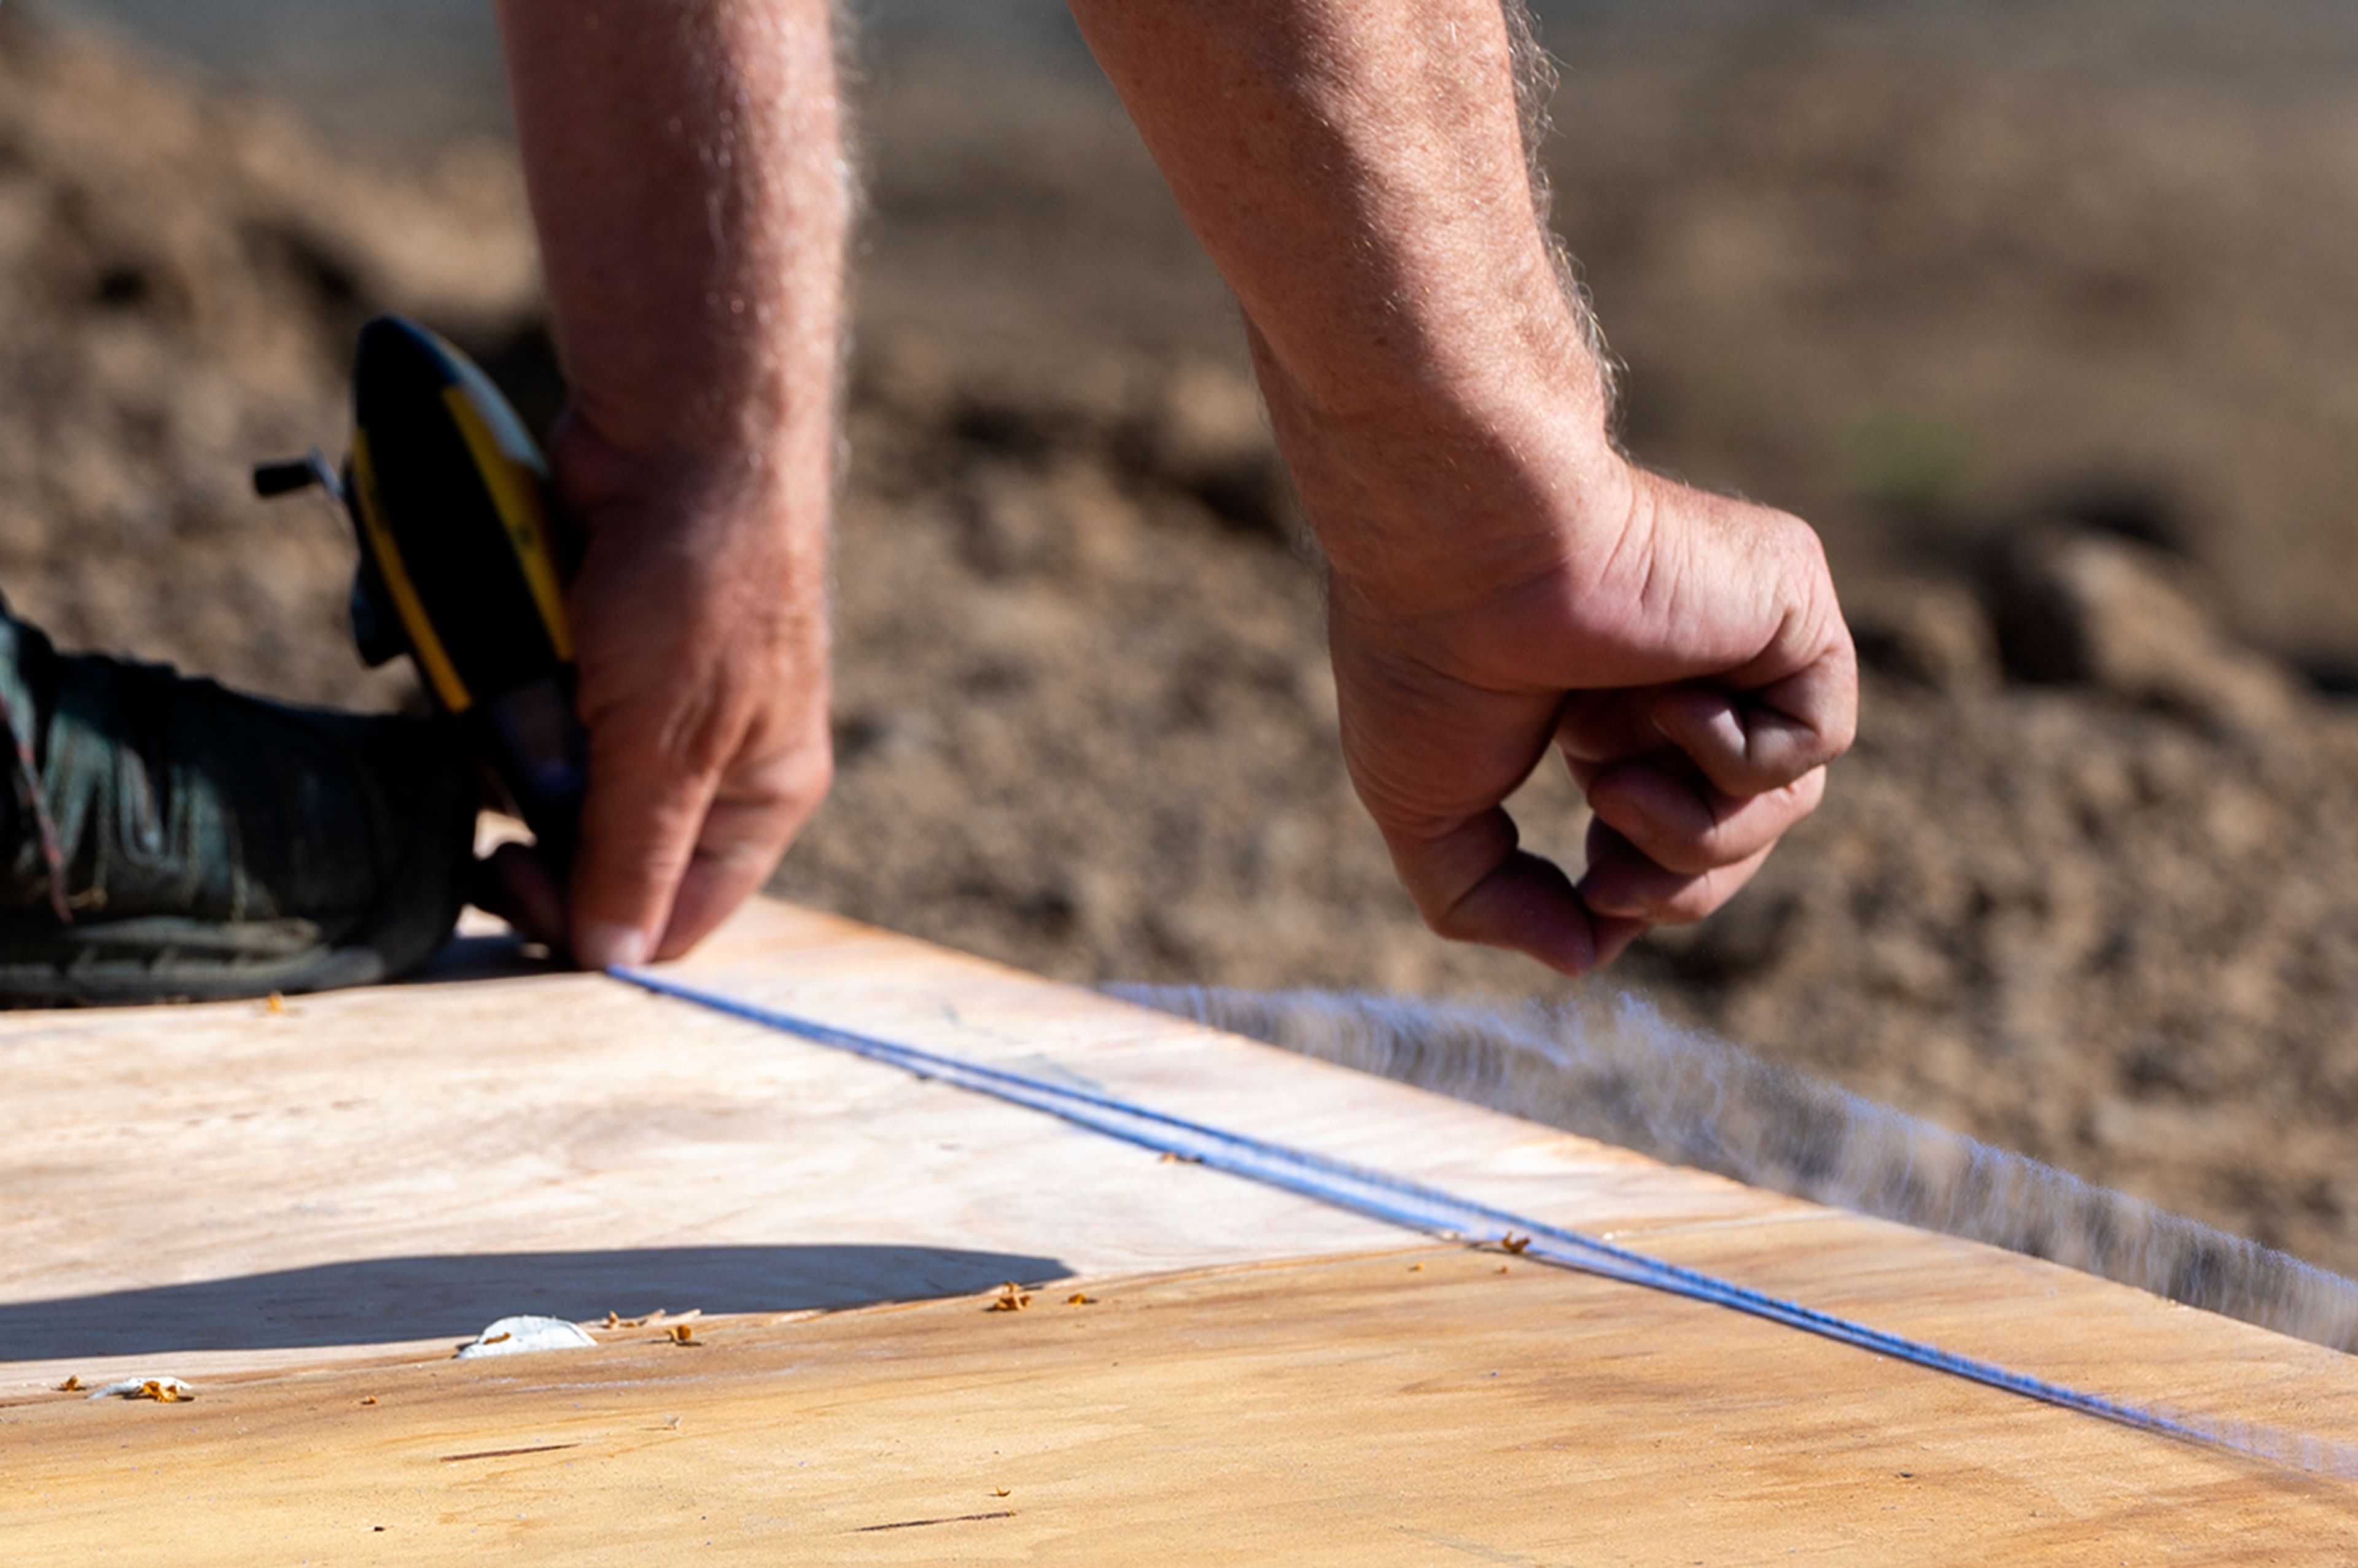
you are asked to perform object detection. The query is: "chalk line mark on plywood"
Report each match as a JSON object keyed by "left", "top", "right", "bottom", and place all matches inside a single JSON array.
[{"left": 618, "top": 964, "right": 2358, "bottom": 1481}]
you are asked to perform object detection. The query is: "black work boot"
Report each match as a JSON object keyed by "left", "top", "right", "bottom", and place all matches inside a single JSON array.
[{"left": 0, "top": 606, "right": 477, "bottom": 1004}]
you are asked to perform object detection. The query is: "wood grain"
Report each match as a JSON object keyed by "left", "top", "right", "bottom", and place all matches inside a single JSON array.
[
  {"left": 2, "top": 896, "right": 2355, "bottom": 1558},
  {"left": 6, "top": 1246, "right": 2356, "bottom": 1563},
  {"left": 0, "top": 899, "right": 1791, "bottom": 1397}
]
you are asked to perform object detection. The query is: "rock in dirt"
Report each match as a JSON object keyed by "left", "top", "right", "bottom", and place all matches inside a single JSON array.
[
  {"left": 1986, "top": 527, "right": 2300, "bottom": 731},
  {"left": 1851, "top": 579, "right": 2002, "bottom": 695}
]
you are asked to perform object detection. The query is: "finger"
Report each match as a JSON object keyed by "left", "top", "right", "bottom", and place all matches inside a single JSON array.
[
  {"left": 1651, "top": 650, "right": 1856, "bottom": 797},
  {"left": 568, "top": 743, "right": 721, "bottom": 970},
  {"left": 1576, "top": 821, "right": 1773, "bottom": 925},
  {"left": 655, "top": 845, "right": 780, "bottom": 961},
  {"left": 1554, "top": 688, "right": 1676, "bottom": 779},
  {"left": 472, "top": 842, "right": 567, "bottom": 947},
  {"left": 1379, "top": 805, "right": 1607, "bottom": 976},
  {"left": 1590, "top": 911, "right": 1649, "bottom": 968},
  {"left": 1586, "top": 761, "right": 1826, "bottom": 877},
  {"left": 651, "top": 752, "right": 830, "bottom": 960}
]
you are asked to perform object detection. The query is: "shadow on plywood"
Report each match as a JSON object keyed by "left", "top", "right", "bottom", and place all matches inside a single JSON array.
[{"left": 1, "top": 1243, "right": 1071, "bottom": 1357}]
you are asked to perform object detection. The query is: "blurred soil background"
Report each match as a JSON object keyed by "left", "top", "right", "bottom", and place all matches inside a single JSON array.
[{"left": 7, "top": 0, "right": 2358, "bottom": 1272}]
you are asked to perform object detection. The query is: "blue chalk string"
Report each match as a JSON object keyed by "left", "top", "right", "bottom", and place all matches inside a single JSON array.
[{"left": 615, "top": 965, "right": 2357, "bottom": 1481}]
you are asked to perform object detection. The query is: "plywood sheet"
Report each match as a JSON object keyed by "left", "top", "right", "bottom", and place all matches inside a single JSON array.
[
  {"left": 0, "top": 899, "right": 1789, "bottom": 1397},
  {"left": 4, "top": 896, "right": 2356, "bottom": 1561},
  {"left": 6, "top": 1246, "right": 2356, "bottom": 1564}
]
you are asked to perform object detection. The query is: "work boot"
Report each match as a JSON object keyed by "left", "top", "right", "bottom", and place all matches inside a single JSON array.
[{"left": 0, "top": 604, "right": 477, "bottom": 1004}]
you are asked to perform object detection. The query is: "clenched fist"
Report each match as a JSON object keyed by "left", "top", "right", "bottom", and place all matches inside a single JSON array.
[{"left": 1319, "top": 449, "right": 1853, "bottom": 976}]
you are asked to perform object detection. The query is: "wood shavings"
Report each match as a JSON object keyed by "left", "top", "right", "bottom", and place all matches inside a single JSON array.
[
  {"left": 359, "top": 1395, "right": 378, "bottom": 1406},
  {"left": 616, "top": 1306, "right": 694, "bottom": 1330},
  {"left": 987, "top": 1282, "right": 1032, "bottom": 1313},
  {"left": 1064, "top": 1293, "right": 1095, "bottom": 1306},
  {"left": 1156, "top": 1151, "right": 1203, "bottom": 1165},
  {"left": 994, "top": 1488, "right": 1011, "bottom": 1498},
  {"left": 1500, "top": 1233, "right": 1531, "bottom": 1255},
  {"left": 53, "top": 1375, "right": 80, "bottom": 1392},
  {"left": 666, "top": 1322, "right": 699, "bottom": 1345},
  {"left": 264, "top": 992, "right": 286, "bottom": 1015}
]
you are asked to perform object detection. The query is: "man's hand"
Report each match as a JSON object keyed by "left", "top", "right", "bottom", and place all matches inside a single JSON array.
[
  {"left": 477, "top": 423, "right": 832, "bottom": 968},
  {"left": 1316, "top": 446, "right": 1853, "bottom": 976},
  {"left": 494, "top": 0, "right": 845, "bottom": 967},
  {"left": 551, "top": 425, "right": 831, "bottom": 966},
  {"left": 1072, "top": 0, "right": 1856, "bottom": 974}
]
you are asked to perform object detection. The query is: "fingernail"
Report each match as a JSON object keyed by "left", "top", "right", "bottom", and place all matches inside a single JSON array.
[{"left": 577, "top": 920, "right": 650, "bottom": 971}]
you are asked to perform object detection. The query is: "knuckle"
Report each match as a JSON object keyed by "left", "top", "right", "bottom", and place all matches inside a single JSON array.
[
  {"left": 1423, "top": 896, "right": 1480, "bottom": 942},
  {"left": 1641, "top": 883, "right": 1727, "bottom": 926},
  {"left": 1800, "top": 685, "right": 1858, "bottom": 767},
  {"left": 728, "top": 748, "right": 836, "bottom": 845},
  {"left": 1822, "top": 698, "right": 1859, "bottom": 761},
  {"left": 1646, "top": 835, "right": 1722, "bottom": 877},
  {"left": 788, "top": 745, "right": 835, "bottom": 820},
  {"left": 1783, "top": 511, "right": 1833, "bottom": 573},
  {"left": 661, "top": 691, "right": 750, "bottom": 779}
]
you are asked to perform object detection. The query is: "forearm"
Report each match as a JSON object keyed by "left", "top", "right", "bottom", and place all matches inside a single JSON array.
[
  {"left": 1067, "top": 0, "right": 1621, "bottom": 598},
  {"left": 1078, "top": 1, "right": 1850, "bottom": 975},
  {"left": 491, "top": 1, "right": 846, "bottom": 966},
  {"left": 495, "top": 0, "right": 847, "bottom": 534}
]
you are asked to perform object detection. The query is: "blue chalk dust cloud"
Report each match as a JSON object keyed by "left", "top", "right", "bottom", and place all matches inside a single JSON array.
[{"left": 1115, "top": 982, "right": 2358, "bottom": 1358}]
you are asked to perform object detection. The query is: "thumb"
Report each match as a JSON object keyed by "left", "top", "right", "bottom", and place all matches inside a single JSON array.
[{"left": 1374, "top": 803, "right": 1614, "bottom": 977}]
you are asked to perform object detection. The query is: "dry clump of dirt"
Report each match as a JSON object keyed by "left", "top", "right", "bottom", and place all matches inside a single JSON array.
[{"left": 5, "top": 10, "right": 2358, "bottom": 1280}]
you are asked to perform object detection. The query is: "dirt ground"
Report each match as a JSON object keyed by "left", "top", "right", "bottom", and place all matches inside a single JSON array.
[{"left": 6, "top": 4, "right": 2358, "bottom": 1275}]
